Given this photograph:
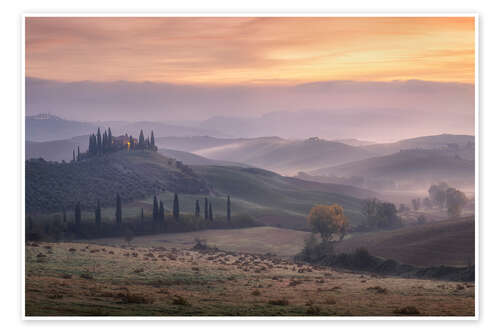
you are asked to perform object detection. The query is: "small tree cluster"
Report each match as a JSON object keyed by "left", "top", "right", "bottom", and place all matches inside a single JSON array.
[
  {"left": 361, "top": 199, "right": 402, "bottom": 230},
  {"left": 411, "top": 198, "right": 421, "bottom": 211},
  {"left": 308, "top": 203, "right": 348, "bottom": 242},
  {"left": 88, "top": 128, "right": 113, "bottom": 156},
  {"left": 427, "top": 183, "right": 468, "bottom": 217},
  {"left": 81, "top": 128, "right": 157, "bottom": 160}
]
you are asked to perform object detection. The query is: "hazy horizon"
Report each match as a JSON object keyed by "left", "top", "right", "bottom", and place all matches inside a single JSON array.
[{"left": 25, "top": 17, "right": 475, "bottom": 142}]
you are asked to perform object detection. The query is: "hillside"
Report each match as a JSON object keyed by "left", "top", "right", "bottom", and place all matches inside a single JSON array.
[
  {"left": 26, "top": 150, "right": 210, "bottom": 214},
  {"left": 365, "top": 134, "right": 475, "bottom": 159},
  {"left": 195, "top": 137, "right": 376, "bottom": 175},
  {"left": 25, "top": 114, "right": 228, "bottom": 142},
  {"left": 26, "top": 114, "right": 97, "bottom": 142},
  {"left": 26, "top": 135, "right": 89, "bottom": 162},
  {"left": 187, "top": 165, "right": 370, "bottom": 228},
  {"left": 337, "top": 216, "right": 475, "bottom": 267},
  {"left": 158, "top": 148, "right": 249, "bottom": 167},
  {"left": 312, "top": 149, "right": 474, "bottom": 190}
]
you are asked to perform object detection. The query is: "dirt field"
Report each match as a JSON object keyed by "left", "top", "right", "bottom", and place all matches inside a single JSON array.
[{"left": 25, "top": 241, "right": 475, "bottom": 317}]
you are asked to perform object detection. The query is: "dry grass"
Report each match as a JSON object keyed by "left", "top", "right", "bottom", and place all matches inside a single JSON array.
[
  {"left": 25, "top": 241, "right": 475, "bottom": 317},
  {"left": 337, "top": 216, "right": 475, "bottom": 266}
]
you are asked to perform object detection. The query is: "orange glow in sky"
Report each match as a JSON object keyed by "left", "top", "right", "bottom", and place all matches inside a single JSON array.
[{"left": 25, "top": 17, "right": 475, "bottom": 85}]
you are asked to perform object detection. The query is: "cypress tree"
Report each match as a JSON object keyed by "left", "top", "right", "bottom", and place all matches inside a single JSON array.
[
  {"left": 75, "top": 201, "right": 81, "bottom": 228},
  {"left": 115, "top": 194, "right": 122, "bottom": 225},
  {"left": 141, "top": 208, "right": 144, "bottom": 224},
  {"left": 77, "top": 146, "right": 80, "bottom": 161},
  {"left": 204, "top": 197, "right": 208, "bottom": 220},
  {"left": 173, "top": 193, "right": 180, "bottom": 220},
  {"left": 227, "top": 195, "right": 231, "bottom": 222},
  {"left": 209, "top": 202, "right": 213, "bottom": 222},
  {"left": 108, "top": 128, "right": 112, "bottom": 149},
  {"left": 139, "top": 130, "right": 145, "bottom": 148},
  {"left": 195, "top": 200, "right": 200, "bottom": 217},
  {"left": 73, "top": 149, "right": 75, "bottom": 162},
  {"left": 27, "top": 216, "right": 33, "bottom": 232},
  {"left": 88, "top": 135, "right": 93, "bottom": 154},
  {"left": 129, "top": 135, "right": 134, "bottom": 151},
  {"left": 97, "top": 128, "right": 102, "bottom": 154},
  {"left": 153, "top": 196, "right": 159, "bottom": 221},
  {"left": 95, "top": 200, "right": 101, "bottom": 228},
  {"left": 159, "top": 201, "right": 165, "bottom": 222},
  {"left": 150, "top": 131, "right": 155, "bottom": 150},
  {"left": 102, "top": 131, "right": 108, "bottom": 153}
]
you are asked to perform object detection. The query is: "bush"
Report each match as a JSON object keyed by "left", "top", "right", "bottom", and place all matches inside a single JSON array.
[
  {"left": 172, "top": 295, "right": 190, "bottom": 306},
  {"left": 119, "top": 292, "right": 151, "bottom": 304},
  {"left": 393, "top": 306, "right": 420, "bottom": 315},
  {"left": 306, "top": 306, "right": 321, "bottom": 315}
]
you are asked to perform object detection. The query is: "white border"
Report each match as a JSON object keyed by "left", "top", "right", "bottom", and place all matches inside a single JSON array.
[{"left": 20, "top": 12, "right": 479, "bottom": 321}]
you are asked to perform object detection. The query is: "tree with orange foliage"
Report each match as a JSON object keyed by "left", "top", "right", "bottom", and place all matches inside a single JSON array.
[{"left": 308, "top": 204, "right": 348, "bottom": 242}]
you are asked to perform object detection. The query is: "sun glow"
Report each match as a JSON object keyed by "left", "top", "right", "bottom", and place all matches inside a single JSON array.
[{"left": 25, "top": 16, "right": 475, "bottom": 85}]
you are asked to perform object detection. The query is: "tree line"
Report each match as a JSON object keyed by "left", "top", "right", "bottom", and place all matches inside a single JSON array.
[
  {"left": 72, "top": 128, "right": 157, "bottom": 162},
  {"left": 26, "top": 193, "right": 247, "bottom": 242},
  {"left": 399, "top": 183, "right": 469, "bottom": 219}
]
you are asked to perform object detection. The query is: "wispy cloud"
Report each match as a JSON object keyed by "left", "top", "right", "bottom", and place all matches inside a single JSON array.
[{"left": 26, "top": 17, "right": 475, "bottom": 84}]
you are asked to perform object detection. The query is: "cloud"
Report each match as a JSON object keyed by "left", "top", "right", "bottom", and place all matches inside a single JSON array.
[
  {"left": 25, "top": 17, "right": 475, "bottom": 84},
  {"left": 25, "top": 77, "right": 474, "bottom": 142}
]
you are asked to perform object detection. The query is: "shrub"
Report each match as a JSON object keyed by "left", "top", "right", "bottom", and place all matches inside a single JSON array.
[
  {"left": 351, "top": 248, "right": 378, "bottom": 270},
  {"left": 120, "top": 292, "right": 151, "bottom": 304},
  {"left": 306, "top": 306, "right": 322, "bottom": 315},
  {"left": 393, "top": 306, "right": 420, "bottom": 315},
  {"left": 366, "top": 286, "right": 387, "bottom": 294},
  {"left": 80, "top": 273, "right": 93, "bottom": 280},
  {"left": 172, "top": 295, "right": 190, "bottom": 306}
]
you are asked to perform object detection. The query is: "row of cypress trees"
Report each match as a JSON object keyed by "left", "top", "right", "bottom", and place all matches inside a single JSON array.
[
  {"left": 74, "top": 193, "right": 232, "bottom": 228},
  {"left": 71, "top": 128, "right": 158, "bottom": 163},
  {"left": 88, "top": 127, "right": 113, "bottom": 156}
]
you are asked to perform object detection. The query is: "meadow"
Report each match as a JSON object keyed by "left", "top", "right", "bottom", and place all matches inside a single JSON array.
[{"left": 25, "top": 239, "right": 475, "bottom": 317}]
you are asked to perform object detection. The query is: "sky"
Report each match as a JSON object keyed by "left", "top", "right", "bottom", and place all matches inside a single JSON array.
[{"left": 25, "top": 17, "right": 475, "bottom": 141}]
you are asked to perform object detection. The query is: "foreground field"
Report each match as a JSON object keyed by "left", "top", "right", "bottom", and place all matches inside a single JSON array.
[
  {"left": 87, "top": 226, "right": 309, "bottom": 258},
  {"left": 87, "top": 221, "right": 474, "bottom": 267},
  {"left": 25, "top": 241, "right": 474, "bottom": 317}
]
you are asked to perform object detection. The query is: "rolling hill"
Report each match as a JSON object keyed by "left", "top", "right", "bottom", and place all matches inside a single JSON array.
[
  {"left": 26, "top": 135, "right": 89, "bottom": 162},
  {"left": 365, "top": 134, "right": 475, "bottom": 159},
  {"left": 26, "top": 114, "right": 98, "bottom": 142},
  {"left": 156, "top": 134, "right": 474, "bottom": 177},
  {"left": 336, "top": 216, "right": 475, "bottom": 267},
  {"left": 184, "top": 165, "right": 372, "bottom": 228},
  {"left": 26, "top": 114, "right": 228, "bottom": 142},
  {"left": 156, "top": 136, "right": 376, "bottom": 175},
  {"left": 26, "top": 150, "right": 210, "bottom": 214},
  {"left": 158, "top": 148, "right": 249, "bottom": 167},
  {"left": 311, "top": 149, "right": 474, "bottom": 191},
  {"left": 111, "top": 165, "right": 373, "bottom": 230},
  {"left": 26, "top": 149, "right": 374, "bottom": 230}
]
